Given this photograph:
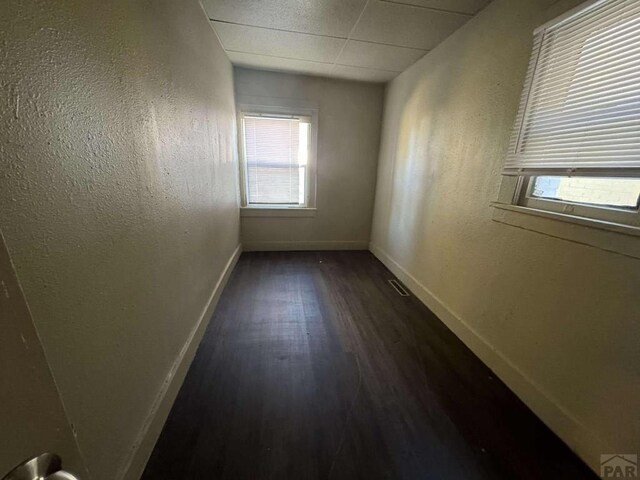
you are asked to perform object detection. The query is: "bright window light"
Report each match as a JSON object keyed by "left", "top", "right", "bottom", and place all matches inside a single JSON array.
[
  {"left": 531, "top": 176, "right": 640, "bottom": 209},
  {"left": 243, "top": 115, "right": 309, "bottom": 206}
]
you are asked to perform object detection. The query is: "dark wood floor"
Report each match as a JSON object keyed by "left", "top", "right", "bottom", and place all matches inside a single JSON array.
[{"left": 142, "top": 251, "right": 595, "bottom": 480}]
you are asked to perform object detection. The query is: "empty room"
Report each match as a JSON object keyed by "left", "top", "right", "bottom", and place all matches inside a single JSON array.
[{"left": 1, "top": 0, "right": 638, "bottom": 479}]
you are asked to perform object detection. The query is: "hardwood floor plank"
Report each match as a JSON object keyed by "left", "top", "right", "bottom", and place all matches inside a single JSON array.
[{"left": 142, "top": 251, "right": 596, "bottom": 479}]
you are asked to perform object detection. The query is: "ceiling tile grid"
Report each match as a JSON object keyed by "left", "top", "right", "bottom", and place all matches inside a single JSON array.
[
  {"left": 227, "top": 51, "right": 335, "bottom": 78},
  {"left": 203, "top": 0, "right": 490, "bottom": 82},
  {"left": 337, "top": 40, "right": 427, "bottom": 72},
  {"left": 213, "top": 22, "right": 346, "bottom": 63}
]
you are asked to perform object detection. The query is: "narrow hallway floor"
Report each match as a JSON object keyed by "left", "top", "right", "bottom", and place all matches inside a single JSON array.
[{"left": 142, "top": 251, "right": 595, "bottom": 480}]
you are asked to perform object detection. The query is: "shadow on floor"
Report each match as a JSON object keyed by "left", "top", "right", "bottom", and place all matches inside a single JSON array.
[{"left": 142, "top": 251, "right": 596, "bottom": 480}]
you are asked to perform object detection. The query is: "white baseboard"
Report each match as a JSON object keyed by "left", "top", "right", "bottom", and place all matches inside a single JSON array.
[
  {"left": 369, "top": 242, "right": 604, "bottom": 474},
  {"left": 118, "top": 244, "right": 242, "bottom": 480},
  {"left": 243, "top": 240, "right": 369, "bottom": 252}
]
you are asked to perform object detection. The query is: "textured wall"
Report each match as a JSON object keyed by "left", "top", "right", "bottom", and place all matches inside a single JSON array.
[
  {"left": 370, "top": 0, "right": 640, "bottom": 472},
  {"left": 0, "top": 1, "right": 240, "bottom": 479},
  {"left": 234, "top": 68, "right": 384, "bottom": 250},
  {"left": 0, "top": 231, "right": 87, "bottom": 477}
]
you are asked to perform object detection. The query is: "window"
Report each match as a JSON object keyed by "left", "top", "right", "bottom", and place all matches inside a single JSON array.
[
  {"left": 238, "top": 106, "right": 317, "bottom": 212},
  {"left": 501, "top": 0, "right": 640, "bottom": 228},
  {"left": 516, "top": 176, "right": 640, "bottom": 227}
]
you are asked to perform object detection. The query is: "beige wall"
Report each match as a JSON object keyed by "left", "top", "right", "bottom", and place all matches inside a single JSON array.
[
  {"left": 234, "top": 68, "right": 384, "bottom": 251},
  {"left": 370, "top": 0, "right": 640, "bottom": 472},
  {"left": 0, "top": 1, "right": 240, "bottom": 479},
  {"left": 0, "top": 230, "right": 88, "bottom": 478}
]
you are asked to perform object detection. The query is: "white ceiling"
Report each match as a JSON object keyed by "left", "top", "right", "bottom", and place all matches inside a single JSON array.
[{"left": 203, "top": 0, "right": 490, "bottom": 83}]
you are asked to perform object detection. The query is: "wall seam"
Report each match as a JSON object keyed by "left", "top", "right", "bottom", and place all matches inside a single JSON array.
[
  {"left": 0, "top": 229, "right": 93, "bottom": 479},
  {"left": 118, "top": 243, "right": 243, "bottom": 480}
]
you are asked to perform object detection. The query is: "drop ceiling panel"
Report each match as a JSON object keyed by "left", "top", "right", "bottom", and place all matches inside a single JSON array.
[
  {"left": 213, "top": 22, "right": 345, "bottom": 63},
  {"left": 227, "top": 51, "right": 335, "bottom": 78},
  {"left": 207, "top": 0, "right": 487, "bottom": 82},
  {"left": 332, "top": 65, "right": 398, "bottom": 82},
  {"left": 202, "top": 0, "right": 367, "bottom": 37},
  {"left": 351, "top": 1, "right": 469, "bottom": 49},
  {"left": 338, "top": 40, "right": 426, "bottom": 72},
  {"left": 380, "top": 0, "right": 489, "bottom": 15}
]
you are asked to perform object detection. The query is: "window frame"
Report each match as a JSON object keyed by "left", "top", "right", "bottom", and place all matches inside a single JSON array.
[
  {"left": 237, "top": 99, "right": 318, "bottom": 216},
  {"left": 514, "top": 175, "right": 640, "bottom": 228},
  {"left": 494, "top": 0, "right": 640, "bottom": 241}
]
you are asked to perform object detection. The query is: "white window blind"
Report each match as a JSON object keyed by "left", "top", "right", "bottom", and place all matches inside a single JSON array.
[
  {"left": 503, "top": 0, "right": 640, "bottom": 176},
  {"left": 243, "top": 115, "right": 309, "bottom": 205}
]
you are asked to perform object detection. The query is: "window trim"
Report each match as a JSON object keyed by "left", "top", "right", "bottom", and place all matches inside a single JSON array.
[
  {"left": 492, "top": 0, "right": 640, "bottom": 252},
  {"left": 494, "top": 174, "right": 640, "bottom": 246},
  {"left": 236, "top": 98, "right": 318, "bottom": 213},
  {"left": 515, "top": 176, "right": 640, "bottom": 228},
  {"left": 502, "top": 0, "right": 640, "bottom": 176},
  {"left": 492, "top": 177, "right": 640, "bottom": 260},
  {"left": 533, "top": 0, "right": 602, "bottom": 37},
  {"left": 491, "top": 200, "right": 640, "bottom": 261},
  {"left": 239, "top": 206, "right": 316, "bottom": 218}
]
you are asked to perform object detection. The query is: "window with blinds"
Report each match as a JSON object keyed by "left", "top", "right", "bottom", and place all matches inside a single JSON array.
[
  {"left": 504, "top": 0, "right": 640, "bottom": 176},
  {"left": 241, "top": 114, "right": 310, "bottom": 206}
]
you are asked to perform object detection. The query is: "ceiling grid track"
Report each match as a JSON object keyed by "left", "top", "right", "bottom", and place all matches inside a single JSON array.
[
  {"left": 379, "top": 0, "right": 474, "bottom": 17},
  {"left": 204, "top": 0, "right": 489, "bottom": 82},
  {"left": 330, "top": 0, "right": 371, "bottom": 75}
]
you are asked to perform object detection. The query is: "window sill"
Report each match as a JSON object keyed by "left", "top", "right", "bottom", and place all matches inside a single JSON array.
[
  {"left": 240, "top": 207, "right": 317, "bottom": 218},
  {"left": 491, "top": 202, "right": 640, "bottom": 259}
]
